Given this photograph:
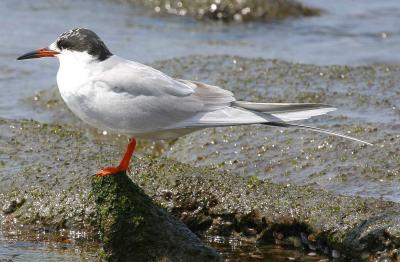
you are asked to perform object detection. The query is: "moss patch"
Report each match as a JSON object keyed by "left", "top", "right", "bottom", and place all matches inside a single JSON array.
[{"left": 92, "top": 172, "right": 218, "bottom": 261}]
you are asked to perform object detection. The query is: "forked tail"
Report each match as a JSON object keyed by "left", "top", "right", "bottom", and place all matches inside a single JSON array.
[
  {"left": 186, "top": 101, "right": 372, "bottom": 145},
  {"left": 262, "top": 121, "right": 373, "bottom": 146},
  {"left": 232, "top": 101, "right": 372, "bottom": 145}
]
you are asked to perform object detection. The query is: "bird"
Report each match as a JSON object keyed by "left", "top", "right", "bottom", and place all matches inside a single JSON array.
[{"left": 17, "top": 28, "right": 372, "bottom": 177}]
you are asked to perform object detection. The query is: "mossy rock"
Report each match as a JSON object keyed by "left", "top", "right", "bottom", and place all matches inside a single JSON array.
[
  {"left": 0, "top": 118, "right": 218, "bottom": 261},
  {"left": 0, "top": 118, "right": 399, "bottom": 260},
  {"left": 92, "top": 172, "right": 219, "bottom": 261},
  {"left": 6, "top": 49, "right": 400, "bottom": 262}
]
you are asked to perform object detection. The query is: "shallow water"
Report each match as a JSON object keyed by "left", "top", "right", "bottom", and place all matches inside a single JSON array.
[
  {"left": 0, "top": 236, "right": 329, "bottom": 262},
  {"left": 205, "top": 236, "right": 328, "bottom": 262},
  {"left": 1, "top": 0, "right": 400, "bottom": 119},
  {"left": 0, "top": 237, "right": 97, "bottom": 262}
]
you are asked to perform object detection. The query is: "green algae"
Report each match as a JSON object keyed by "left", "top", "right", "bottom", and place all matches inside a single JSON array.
[
  {"left": 16, "top": 54, "right": 400, "bottom": 260},
  {"left": 92, "top": 172, "right": 219, "bottom": 261},
  {"left": 148, "top": 55, "right": 399, "bottom": 202},
  {"left": 128, "top": 155, "right": 400, "bottom": 260},
  {"left": 0, "top": 118, "right": 218, "bottom": 260},
  {"left": 0, "top": 117, "right": 398, "bottom": 260}
]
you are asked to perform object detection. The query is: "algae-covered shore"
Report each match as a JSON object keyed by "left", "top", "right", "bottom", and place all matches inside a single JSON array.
[
  {"left": 2, "top": 55, "right": 399, "bottom": 261},
  {"left": 2, "top": 0, "right": 400, "bottom": 258},
  {"left": 0, "top": 117, "right": 399, "bottom": 261},
  {"left": 30, "top": 55, "right": 400, "bottom": 201}
]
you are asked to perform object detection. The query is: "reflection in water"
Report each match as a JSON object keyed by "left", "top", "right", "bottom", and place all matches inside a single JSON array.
[
  {"left": 0, "top": 237, "right": 98, "bottom": 262},
  {"left": 206, "top": 236, "right": 329, "bottom": 261}
]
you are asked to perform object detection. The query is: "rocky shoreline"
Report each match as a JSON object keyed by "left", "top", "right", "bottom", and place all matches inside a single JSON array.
[
  {"left": 0, "top": 118, "right": 398, "bottom": 261},
  {"left": 1, "top": 55, "right": 399, "bottom": 261},
  {"left": 29, "top": 55, "right": 400, "bottom": 202}
]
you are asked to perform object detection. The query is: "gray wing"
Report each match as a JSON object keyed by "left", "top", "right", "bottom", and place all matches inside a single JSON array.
[
  {"left": 100, "top": 58, "right": 194, "bottom": 97},
  {"left": 85, "top": 57, "right": 236, "bottom": 133},
  {"left": 176, "top": 79, "right": 235, "bottom": 110},
  {"left": 100, "top": 57, "right": 235, "bottom": 110}
]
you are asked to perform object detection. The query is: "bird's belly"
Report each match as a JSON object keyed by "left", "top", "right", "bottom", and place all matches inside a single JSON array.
[
  {"left": 62, "top": 94, "right": 143, "bottom": 133},
  {"left": 59, "top": 87, "right": 196, "bottom": 139}
]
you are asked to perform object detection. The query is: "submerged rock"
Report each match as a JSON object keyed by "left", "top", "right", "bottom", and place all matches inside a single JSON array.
[
  {"left": 117, "top": 0, "right": 321, "bottom": 22},
  {"left": 0, "top": 118, "right": 399, "bottom": 260}
]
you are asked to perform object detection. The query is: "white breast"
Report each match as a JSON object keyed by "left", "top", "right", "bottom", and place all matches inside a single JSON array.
[
  {"left": 56, "top": 50, "right": 115, "bottom": 131},
  {"left": 56, "top": 50, "right": 97, "bottom": 100}
]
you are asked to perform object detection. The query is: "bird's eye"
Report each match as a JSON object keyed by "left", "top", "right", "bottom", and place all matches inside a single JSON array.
[{"left": 57, "top": 39, "right": 72, "bottom": 50}]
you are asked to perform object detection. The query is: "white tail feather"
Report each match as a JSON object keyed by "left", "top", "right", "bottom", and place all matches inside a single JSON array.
[
  {"left": 233, "top": 101, "right": 337, "bottom": 121},
  {"left": 232, "top": 101, "right": 335, "bottom": 113},
  {"left": 178, "top": 101, "right": 371, "bottom": 145},
  {"left": 263, "top": 122, "right": 373, "bottom": 146}
]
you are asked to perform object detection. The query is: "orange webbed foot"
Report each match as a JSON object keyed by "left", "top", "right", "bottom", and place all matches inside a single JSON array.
[
  {"left": 96, "top": 166, "right": 126, "bottom": 177},
  {"left": 96, "top": 138, "right": 137, "bottom": 177}
]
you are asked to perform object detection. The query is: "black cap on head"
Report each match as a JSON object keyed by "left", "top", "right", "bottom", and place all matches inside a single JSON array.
[{"left": 56, "top": 28, "right": 112, "bottom": 61}]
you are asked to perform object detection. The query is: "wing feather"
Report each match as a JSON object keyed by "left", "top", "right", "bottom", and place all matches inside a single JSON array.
[
  {"left": 98, "top": 57, "right": 195, "bottom": 97},
  {"left": 176, "top": 79, "right": 235, "bottom": 110}
]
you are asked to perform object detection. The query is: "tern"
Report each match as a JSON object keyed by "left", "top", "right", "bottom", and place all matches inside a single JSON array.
[{"left": 17, "top": 28, "right": 371, "bottom": 176}]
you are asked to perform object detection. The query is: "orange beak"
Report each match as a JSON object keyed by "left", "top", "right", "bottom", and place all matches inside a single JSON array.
[{"left": 17, "top": 47, "right": 59, "bottom": 60}]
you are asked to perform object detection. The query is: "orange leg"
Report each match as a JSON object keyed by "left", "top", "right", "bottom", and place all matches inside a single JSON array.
[{"left": 96, "top": 138, "right": 137, "bottom": 177}]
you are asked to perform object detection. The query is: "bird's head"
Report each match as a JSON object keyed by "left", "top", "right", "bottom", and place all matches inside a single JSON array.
[{"left": 17, "top": 28, "right": 112, "bottom": 62}]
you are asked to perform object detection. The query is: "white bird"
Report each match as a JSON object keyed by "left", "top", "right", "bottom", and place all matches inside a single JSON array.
[{"left": 17, "top": 28, "right": 371, "bottom": 176}]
